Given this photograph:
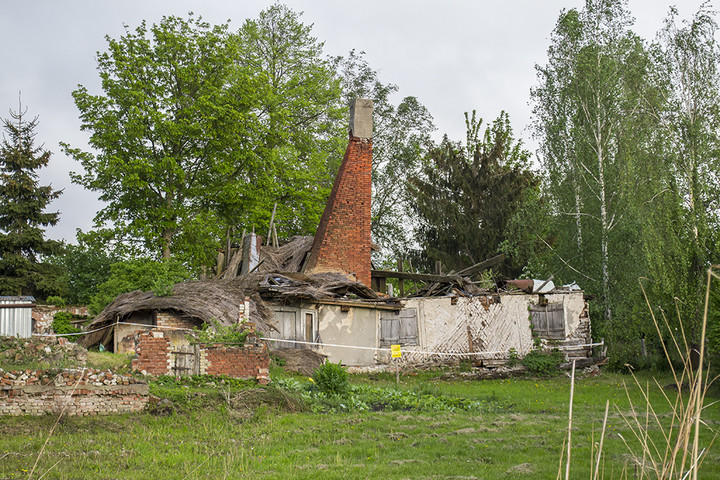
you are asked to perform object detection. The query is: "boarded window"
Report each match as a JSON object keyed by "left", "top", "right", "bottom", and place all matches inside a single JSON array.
[
  {"left": 380, "top": 308, "right": 418, "bottom": 346},
  {"left": 272, "top": 308, "right": 300, "bottom": 348},
  {"left": 530, "top": 302, "right": 565, "bottom": 340}
]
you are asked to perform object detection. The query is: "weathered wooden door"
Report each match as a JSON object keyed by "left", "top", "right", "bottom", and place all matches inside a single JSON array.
[
  {"left": 530, "top": 303, "right": 565, "bottom": 339},
  {"left": 173, "top": 344, "right": 198, "bottom": 376}
]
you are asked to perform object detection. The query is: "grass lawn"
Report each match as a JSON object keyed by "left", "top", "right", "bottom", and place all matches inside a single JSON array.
[{"left": 1, "top": 369, "right": 719, "bottom": 479}]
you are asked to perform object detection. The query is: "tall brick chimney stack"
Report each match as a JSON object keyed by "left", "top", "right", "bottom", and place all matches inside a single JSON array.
[{"left": 304, "top": 99, "right": 373, "bottom": 285}]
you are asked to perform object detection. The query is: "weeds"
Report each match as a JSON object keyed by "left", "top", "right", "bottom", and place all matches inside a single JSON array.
[
  {"left": 560, "top": 266, "right": 720, "bottom": 479},
  {"left": 521, "top": 349, "right": 564, "bottom": 376}
]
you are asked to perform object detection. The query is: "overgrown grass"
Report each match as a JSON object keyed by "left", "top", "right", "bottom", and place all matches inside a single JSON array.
[
  {"left": 2, "top": 371, "right": 718, "bottom": 479},
  {"left": 85, "top": 351, "right": 134, "bottom": 372}
]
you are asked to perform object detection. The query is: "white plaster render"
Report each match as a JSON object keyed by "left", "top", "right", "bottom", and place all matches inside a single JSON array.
[
  {"left": 545, "top": 293, "right": 585, "bottom": 333},
  {"left": 316, "top": 305, "right": 377, "bottom": 366}
]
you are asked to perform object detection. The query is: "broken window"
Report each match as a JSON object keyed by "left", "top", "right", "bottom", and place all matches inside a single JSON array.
[
  {"left": 530, "top": 302, "right": 565, "bottom": 339},
  {"left": 380, "top": 308, "right": 418, "bottom": 346}
]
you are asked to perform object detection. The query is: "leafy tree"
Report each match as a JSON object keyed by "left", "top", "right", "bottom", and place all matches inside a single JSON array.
[
  {"left": 532, "top": 0, "right": 659, "bottom": 331},
  {"left": 89, "top": 258, "right": 191, "bottom": 314},
  {"left": 334, "top": 50, "right": 436, "bottom": 261},
  {"left": 63, "top": 15, "right": 260, "bottom": 265},
  {"left": 0, "top": 102, "right": 64, "bottom": 298},
  {"left": 52, "top": 231, "right": 121, "bottom": 305},
  {"left": 408, "top": 111, "right": 536, "bottom": 275},
  {"left": 641, "top": 5, "right": 720, "bottom": 341},
  {"left": 233, "top": 3, "right": 345, "bottom": 239}
]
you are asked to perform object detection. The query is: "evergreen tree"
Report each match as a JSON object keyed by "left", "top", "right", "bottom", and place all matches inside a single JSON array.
[
  {"left": 0, "top": 102, "right": 64, "bottom": 298},
  {"left": 408, "top": 111, "right": 536, "bottom": 275}
]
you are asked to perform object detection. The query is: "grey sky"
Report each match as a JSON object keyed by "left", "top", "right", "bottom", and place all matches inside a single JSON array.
[{"left": 0, "top": 0, "right": 709, "bottom": 243}]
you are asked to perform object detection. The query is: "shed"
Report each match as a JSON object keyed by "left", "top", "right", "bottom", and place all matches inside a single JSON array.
[{"left": 0, "top": 296, "right": 36, "bottom": 338}]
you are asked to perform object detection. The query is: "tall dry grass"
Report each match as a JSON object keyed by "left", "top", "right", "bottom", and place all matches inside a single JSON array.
[{"left": 561, "top": 266, "right": 719, "bottom": 479}]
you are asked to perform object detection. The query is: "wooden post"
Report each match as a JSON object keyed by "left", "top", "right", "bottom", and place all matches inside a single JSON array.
[
  {"left": 396, "top": 358, "right": 399, "bottom": 385},
  {"left": 397, "top": 258, "right": 405, "bottom": 297},
  {"left": 266, "top": 203, "right": 277, "bottom": 242},
  {"left": 435, "top": 261, "right": 442, "bottom": 275},
  {"left": 565, "top": 360, "right": 576, "bottom": 480}
]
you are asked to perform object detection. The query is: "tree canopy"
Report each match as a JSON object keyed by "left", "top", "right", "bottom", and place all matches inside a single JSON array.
[
  {"left": 408, "top": 111, "right": 536, "bottom": 275},
  {"left": 63, "top": 15, "right": 263, "bottom": 267}
]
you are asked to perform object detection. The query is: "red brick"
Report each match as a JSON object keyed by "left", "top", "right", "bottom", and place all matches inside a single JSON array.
[{"left": 305, "top": 134, "right": 372, "bottom": 286}]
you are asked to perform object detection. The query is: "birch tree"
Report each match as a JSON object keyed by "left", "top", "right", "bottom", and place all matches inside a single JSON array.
[
  {"left": 533, "top": 0, "right": 656, "bottom": 327},
  {"left": 643, "top": 5, "right": 720, "bottom": 336}
]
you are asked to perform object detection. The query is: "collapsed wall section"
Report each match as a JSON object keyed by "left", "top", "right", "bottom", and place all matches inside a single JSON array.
[
  {"left": 131, "top": 331, "right": 270, "bottom": 383},
  {"left": 0, "top": 369, "right": 148, "bottom": 416}
]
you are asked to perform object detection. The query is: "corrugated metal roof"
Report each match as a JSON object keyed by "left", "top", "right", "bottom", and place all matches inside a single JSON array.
[{"left": 0, "top": 296, "right": 36, "bottom": 304}]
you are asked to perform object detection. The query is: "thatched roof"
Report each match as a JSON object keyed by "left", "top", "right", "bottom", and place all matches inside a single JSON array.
[
  {"left": 80, "top": 271, "right": 379, "bottom": 348},
  {"left": 257, "top": 236, "right": 314, "bottom": 273}
]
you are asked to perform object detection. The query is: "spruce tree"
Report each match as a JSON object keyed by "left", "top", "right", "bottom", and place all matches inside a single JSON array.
[{"left": 0, "top": 101, "right": 64, "bottom": 298}]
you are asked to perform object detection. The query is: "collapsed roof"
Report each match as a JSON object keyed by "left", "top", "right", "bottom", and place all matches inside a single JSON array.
[{"left": 80, "top": 271, "right": 380, "bottom": 348}]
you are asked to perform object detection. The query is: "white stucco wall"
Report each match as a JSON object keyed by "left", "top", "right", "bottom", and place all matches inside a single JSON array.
[
  {"left": 316, "top": 305, "right": 377, "bottom": 366},
  {"left": 265, "top": 291, "right": 589, "bottom": 367}
]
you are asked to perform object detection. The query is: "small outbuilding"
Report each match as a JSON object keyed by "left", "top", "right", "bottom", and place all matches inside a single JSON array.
[{"left": 0, "top": 296, "right": 36, "bottom": 338}]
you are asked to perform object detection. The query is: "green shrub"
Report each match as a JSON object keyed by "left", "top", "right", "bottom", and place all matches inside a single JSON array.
[
  {"left": 45, "top": 296, "right": 66, "bottom": 307},
  {"left": 193, "top": 320, "right": 250, "bottom": 345},
  {"left": 521, "top": 349, "right": 564, "bottom": 376},
  {"left": 52, "top": 311, "right": 81, "bottom": 335},
  {"left": 312, "top": 361, "right": 348, "bottom": 396},
  {"left": 507, "top": 348, "right": 519, "bottom": 366}
]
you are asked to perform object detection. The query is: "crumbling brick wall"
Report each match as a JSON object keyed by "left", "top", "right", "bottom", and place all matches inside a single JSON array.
[
  {"left": 0, "top": 369, "right": 148, "bottom": 416},
  {"left": 131, "top": 331, "right": 269, "bottom": 383},
  {"left": 202, "top": 344, "right": 270, "bottom": 381},
  {"left": 32, "top": 305, "right": 90, "bottom": 334},
  {"left": 131, "top": 331, "right": 172, "bottom": 375}
]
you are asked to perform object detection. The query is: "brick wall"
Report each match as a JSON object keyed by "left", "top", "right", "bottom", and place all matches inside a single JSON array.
[
  {"left": 202, "top": 344, "right": 270, "bottom": 382},
  {"left": 305, "top": 133, "right": 372, "bottom": 286},
  {"left": 156, "top": 312, "right": 201, "bottom": 330},
  {"left": 32, "top": 305, "right": 90, "bottom": 334},
  {"left": 131, "top": 331, "right": 270, "bottom": 383},
  {"left": 131, "top": 331, "right": 172, "bottom": 375},
  {"left": 0, "top": 369, "right": 148, "bottom": 416}
]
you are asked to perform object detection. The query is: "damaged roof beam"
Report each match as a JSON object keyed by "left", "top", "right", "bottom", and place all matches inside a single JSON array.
[{"left": 370, "top": 270, "right": 464, "bottom": 283}]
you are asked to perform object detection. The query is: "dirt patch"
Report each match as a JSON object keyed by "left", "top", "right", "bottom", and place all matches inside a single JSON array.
[
  {"left": 454, "top": 428, "right": 476, "bottom": 434},
  {"left": 506, "top": 462, "right": 534, "bottom": 474},
  {"left": 272, "top": 348, "right": 326, "bottom": 376},
  {"left": 391, "top": 459, "right": 427, "bottom": 465}
]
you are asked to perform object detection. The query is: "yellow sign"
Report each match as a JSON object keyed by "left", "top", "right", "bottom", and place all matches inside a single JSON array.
[{"left": 391, "top": 344, "right": 401, "bottom": 358}]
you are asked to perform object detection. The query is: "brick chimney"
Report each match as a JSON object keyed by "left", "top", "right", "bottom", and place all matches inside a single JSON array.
[{"left": 304, "top": 99, "right": 373, "bottom": 285}]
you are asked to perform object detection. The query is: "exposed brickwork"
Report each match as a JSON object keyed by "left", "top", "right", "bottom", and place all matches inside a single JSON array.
[
  {"left": 115, "top": 311, "right": 199, "bottom": 354},
  {"left": 305, "top": 134, "right": 372, "bottom": 286},
  {"left": 156, "top": 312, "right": 201, "bottom": 330},
  {"left": 131, "top": 331, "right": 270, "bottom": 383},
  {"left": 0, "top": 368, "right": 148, "bottom": 416},
  {"left": 203, "top": 343, "right": 270, "bottom": 382},
  {"left": 131, "top": 332, "right": 171, "bottom": 376}
]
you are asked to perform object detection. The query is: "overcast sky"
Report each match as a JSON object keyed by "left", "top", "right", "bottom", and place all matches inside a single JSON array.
[{"left": 0, "top": 0, "right": 710, "bottom": 243}]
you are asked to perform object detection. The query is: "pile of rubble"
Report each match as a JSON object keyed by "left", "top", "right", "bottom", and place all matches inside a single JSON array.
[
  {"left": 0, "top": 368, "right": 143, "bottom": 388},
  {"left": 0, "top": 335, "right": 87, "bottom": 369}
]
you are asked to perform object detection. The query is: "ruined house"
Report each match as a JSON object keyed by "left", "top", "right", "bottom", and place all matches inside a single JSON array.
[{"left": 81, "top": 98, "right": 594, "bottom": 370}]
